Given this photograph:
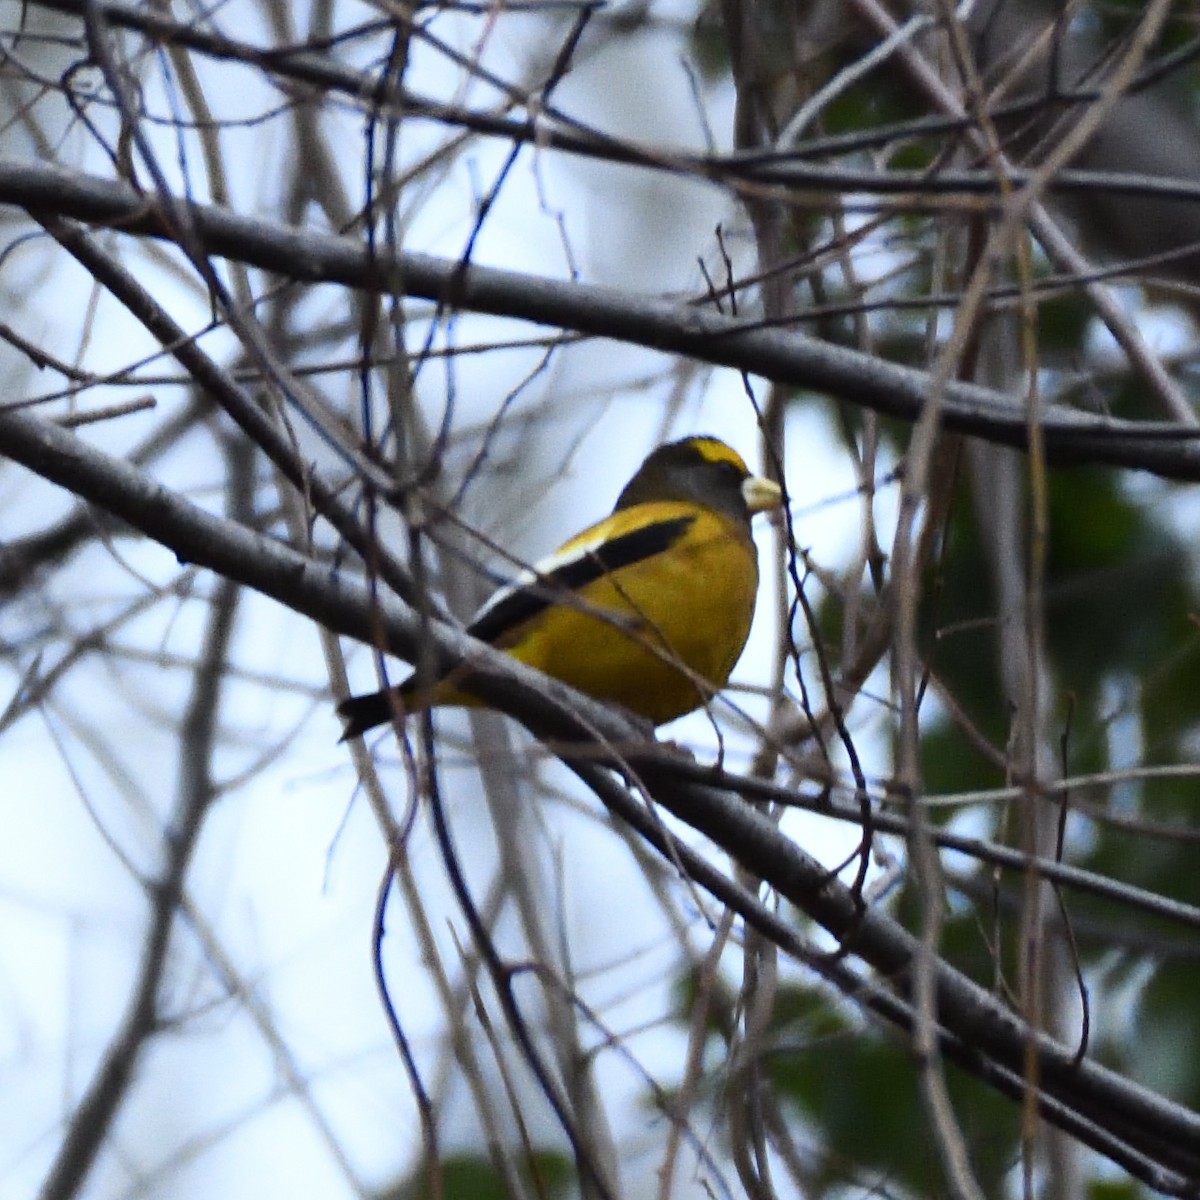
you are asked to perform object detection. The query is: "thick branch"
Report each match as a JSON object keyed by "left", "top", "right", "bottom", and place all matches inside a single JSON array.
[{"left": 3, "top": 161, "right": 1200, "bottom": 479}]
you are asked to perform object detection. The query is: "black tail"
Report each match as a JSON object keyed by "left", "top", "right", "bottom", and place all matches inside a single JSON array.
[{"left": 336, "top": 689, "right": 405, "bottom": 741}]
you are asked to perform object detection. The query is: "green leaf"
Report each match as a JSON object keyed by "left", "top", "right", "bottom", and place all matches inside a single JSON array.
[{"left": 383, "top": 1150, "right": 574, "bottom": 1200}]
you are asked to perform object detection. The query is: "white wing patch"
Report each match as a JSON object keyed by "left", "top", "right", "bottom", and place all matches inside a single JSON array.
[{"left": 471, "top": 528, "right": 611, "bottom": 625}]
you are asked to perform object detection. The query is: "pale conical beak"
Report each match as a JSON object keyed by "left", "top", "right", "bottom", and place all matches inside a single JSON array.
[{"left": 741, "top": 474, "right": 783, "bottom": 515}]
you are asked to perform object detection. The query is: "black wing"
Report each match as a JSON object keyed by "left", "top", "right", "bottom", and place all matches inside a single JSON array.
[{"left": 467, "top": 513, "right": 694, "bottom": 646}]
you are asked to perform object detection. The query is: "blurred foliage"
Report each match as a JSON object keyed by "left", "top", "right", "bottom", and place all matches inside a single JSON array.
[
  {"left": 669, "top": 963, "right": 1021, "bottom": 1193},
  {"left": 921, "top": 461, "right": 1200, "bottom": 1114},
  {"left": 668, "top": 1, "right": 1200, "bottom": 1195},
  {"left": 384, "top": 1149, "right": 573, "bottom": 1200},
  {"left": 682, "top": 425, "right": 1200, "bottom": 1190},
  {"left": 796, "top": 380, "right": 1200, "bottom": 1185}
]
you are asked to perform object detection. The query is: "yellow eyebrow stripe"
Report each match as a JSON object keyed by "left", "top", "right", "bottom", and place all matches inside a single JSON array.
[{"left": 687, "top": 436, "right": 751, "bottom": 474}]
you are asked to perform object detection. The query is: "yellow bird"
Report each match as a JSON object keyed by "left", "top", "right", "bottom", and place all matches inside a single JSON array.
[{"left": 338, "top": 435, "right": 782, "bottom": 738}]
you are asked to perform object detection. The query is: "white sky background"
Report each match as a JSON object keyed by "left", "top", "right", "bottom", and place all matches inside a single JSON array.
[{"left": 0, "top": 3, "right": 901, "bottom": 1198}]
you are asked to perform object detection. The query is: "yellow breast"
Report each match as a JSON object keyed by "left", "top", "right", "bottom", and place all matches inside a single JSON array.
[{"left": 492, "top": 503, "right": 760, "bottom": 725}]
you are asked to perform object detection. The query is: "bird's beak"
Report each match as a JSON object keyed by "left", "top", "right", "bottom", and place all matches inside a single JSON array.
[{"left": 742, "top": 474, "right": 783, "bottom": 515}]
